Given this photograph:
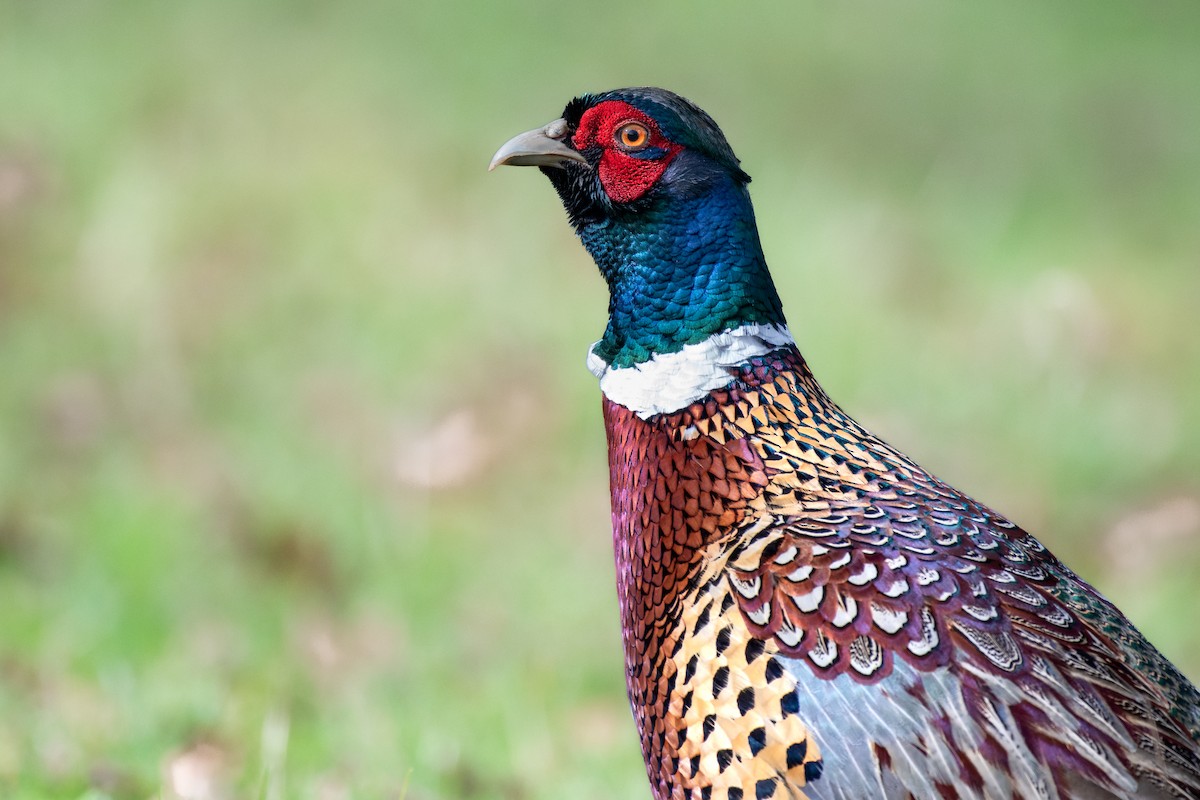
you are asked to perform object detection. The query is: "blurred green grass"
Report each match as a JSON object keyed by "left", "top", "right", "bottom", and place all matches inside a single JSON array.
[{"left": 1, "top": 1, "right": 1198, "bottom": 798}]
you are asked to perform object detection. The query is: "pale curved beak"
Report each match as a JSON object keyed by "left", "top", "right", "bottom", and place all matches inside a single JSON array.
[{"left": 489, "top": 118, "right": 588, "bottom": 171}]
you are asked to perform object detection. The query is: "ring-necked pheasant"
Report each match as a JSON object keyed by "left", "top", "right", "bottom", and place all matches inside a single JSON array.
[{"left": 490, "top": 87, "right": 1200, "bottom": 800}]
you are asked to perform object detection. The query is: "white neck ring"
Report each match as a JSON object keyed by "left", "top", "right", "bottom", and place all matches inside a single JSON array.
[{"left": 586, "top": 323, "right": 794, "bottom": 419}]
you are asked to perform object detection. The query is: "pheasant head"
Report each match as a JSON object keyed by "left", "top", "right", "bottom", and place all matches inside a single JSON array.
[{"left": 491, "top": 88, "right": 787, "bottom": 388}]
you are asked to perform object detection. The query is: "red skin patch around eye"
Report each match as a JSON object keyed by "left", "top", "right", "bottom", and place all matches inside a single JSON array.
[{"left": 574, "top": 100, "right": 682, "bottom": 204}]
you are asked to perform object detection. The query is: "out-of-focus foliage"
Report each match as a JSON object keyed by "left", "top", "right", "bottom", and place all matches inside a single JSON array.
[{"left": 0, "top": 2, "right": 1197, "bottom": 797}]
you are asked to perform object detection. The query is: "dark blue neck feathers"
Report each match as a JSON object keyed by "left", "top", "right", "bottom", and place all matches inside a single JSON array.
[{"left": 580, "top": 164, "right": 786, "bottom": 368}]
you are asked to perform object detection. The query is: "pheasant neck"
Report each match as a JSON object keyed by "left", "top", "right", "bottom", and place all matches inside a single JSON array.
[{"left": 579, "top": 176, "right": 786, "bottom": 371}]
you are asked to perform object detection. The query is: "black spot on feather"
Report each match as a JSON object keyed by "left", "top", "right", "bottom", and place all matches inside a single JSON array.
[
  {"left": 737, "top": 687, "right": 755, "bottom": 715},
  {"left": 713, "top": 666, "right": 729, "bottom": 695},
  {"left": 786, "top": 741, "right": 807, "bottom": 769}
]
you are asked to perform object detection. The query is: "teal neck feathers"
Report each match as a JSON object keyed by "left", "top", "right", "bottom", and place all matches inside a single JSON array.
[{"left": 581, "top": 170, "right": 786, "bottom": 370}]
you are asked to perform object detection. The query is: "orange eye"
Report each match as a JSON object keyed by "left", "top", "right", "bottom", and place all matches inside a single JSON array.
[{"left": 616, "top": 122, "right": 650, "bottom": 150}]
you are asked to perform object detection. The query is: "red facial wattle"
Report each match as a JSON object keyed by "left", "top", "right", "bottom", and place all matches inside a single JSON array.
[{"left": 573, "top": 100, "right": 682, "bottom": 204}]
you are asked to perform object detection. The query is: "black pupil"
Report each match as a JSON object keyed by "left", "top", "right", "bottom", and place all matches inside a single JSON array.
[{"left": 625, "top": 127, "right": 642, "bottom": 145}]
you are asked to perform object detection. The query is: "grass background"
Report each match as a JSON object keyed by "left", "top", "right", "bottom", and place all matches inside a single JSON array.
[{"left": 1, "top": 2, "right": 1199, "bottom": 798}]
